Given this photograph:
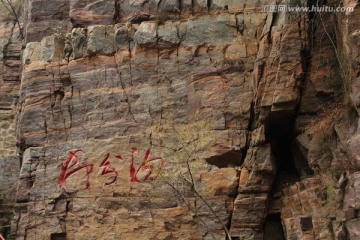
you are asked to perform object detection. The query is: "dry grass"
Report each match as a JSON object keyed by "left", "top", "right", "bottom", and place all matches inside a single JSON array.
[{"left": 309, "top": 103, "right": 343, "bottom": 138}]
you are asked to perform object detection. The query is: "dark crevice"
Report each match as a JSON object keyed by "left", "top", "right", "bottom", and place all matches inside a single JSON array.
[
  {"left": 266, "top": 111, "right": 300, "bottom": 184},
  {"left": 207, "top": 0, "right": 212, "bottom": 10},
  {"left": 266, "top": 0, "right": 317, "bottom": 185},
  {"left": 265, "top": 1, "right": 319, "bottom": 233},
  {"left": 225, "top": 169, "right": 240, "bottom": 236},
  {"left": 113, "top": 0, "right": 121, "bottom": 23},
  {"left": 16, "top": 137, "right": 38, "bottom": 152},
  {"left": 178, "top": 0, "right": 183, "bottom": 11},
  {"left": 267, "top": 12, "right": 278, "bottom": 44},
  {"left": 129, "top": 14, "right": 150, "bottom": 24},
  {"left": 264, "top": 213, "right": 285, "bottom": 240},
  {"left": 50, "top": 233, "right": 67, "bottom": 240},
  {"left": 225, "top": 104, "right": 256, "bottom": 236},
  {"left": 65, "top": 200, "right": 71, "bottom": 213}
]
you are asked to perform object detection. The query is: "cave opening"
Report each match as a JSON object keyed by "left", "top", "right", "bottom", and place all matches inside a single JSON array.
[
  {"left": 264, "top": 213, "right": 286, "bottom": 240},
  {"left": 266, "top": 111, "right": 300, "bottom": 183},
  {"left": 265, "top": 110, "right": 314, "bottom": 186}
]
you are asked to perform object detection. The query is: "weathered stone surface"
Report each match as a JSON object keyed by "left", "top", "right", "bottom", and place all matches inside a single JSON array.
[
  {"left": 184, "top": 15, "right": 237, "bottom": 46},
  {"left": 199, "top": 168, "right": 239, "bottom": 197},
  {"left": 158, "top": 21, "right": 180, "bottom": 48},
  {"left": 346, "top": 219, "right": 360, "bottom": 239},
  {"left": 0, "top": 6, "right": 22, "bottom": 235},
  {"left": 24, "top": 0, "right": 70, "bottom": 42},
  {"left": 158, "top": 0, "right": 180, "bottom": 13},
  {"left": 87, "top": 25, "right": 115, "bottom": 55},
  {"left": 240, "top": 144, "right": 276, "bottom": 192},
  {"left": 0, "top": 20, "right": 22, "bottom": 111},
  {"left": 1, "top": 0, "right": 360, "bottom": 239},
  {"left": 0, "top": 117, "right": 16, "bottom": 157},
  {"left": 40, "top": 34, "right": 66, "bottom": 62},
  {"left": 114, "top": 24, "right": 131, "bottom": 50},
  {"left": 23, "top": 42, "right": 41, "bottom": 64},
  {"left": 212, "top": 0, "right": 246, "bottom": 11},
  {"left": 230, "top": 193, "right": 268, "bottom": 231},
  {"left": 280, "top": 177, "right": 323, "bottom": 239},
  {"left": 14, "top": 8, "right": 261, "bottom": 237},
  {"left": 71, "top": 28, "right": 88, "bottom": 59},
  {"left": 70, "top": 0, "right": 116, "bottom": 27},
  {"left": 0, "top": 156, "right": 20, "bottom": 200},
  {"left": 133, "top": 21, "right": 158, "bottom": 48}
]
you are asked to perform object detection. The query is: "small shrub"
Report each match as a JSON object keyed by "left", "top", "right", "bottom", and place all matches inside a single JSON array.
[
  {"left": 0, "top": 113, "right": 13, "bottom": 121},
  {"left": 0, "top": 113, "right": 11, "bottom": 121}
]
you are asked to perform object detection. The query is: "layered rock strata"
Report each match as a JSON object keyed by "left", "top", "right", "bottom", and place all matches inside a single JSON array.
[{"left": 0, "top": 0, "right": 359, "bottom": 239}]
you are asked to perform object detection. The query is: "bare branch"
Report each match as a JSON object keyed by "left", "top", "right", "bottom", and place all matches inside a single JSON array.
[
  {"left": 160, "top": 173, "right": 217, "bottom": 240},
  {"left": 0, "top": 0, "right": 23, "bottom": 39},
  {"left": 180, "top": 175, "right": 233, "bottom": 240}
]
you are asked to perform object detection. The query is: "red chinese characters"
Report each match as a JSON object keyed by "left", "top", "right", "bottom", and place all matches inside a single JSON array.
[
  {"left": 130, "top": 148, "right": 164, "bottom": 183},
  {"left": 59, "top": 150, "right": 93, "bottom": 190},
  {"left": 59, "top": 149, "right": 163, "bottom": 190},
  {"left": 99, "top": 153, "right": 122, "bottom": 186}
]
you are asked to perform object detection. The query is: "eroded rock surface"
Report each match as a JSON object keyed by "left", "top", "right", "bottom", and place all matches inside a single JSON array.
[{"left": 0, "top": 0, "right": 359, "bottom": 239}]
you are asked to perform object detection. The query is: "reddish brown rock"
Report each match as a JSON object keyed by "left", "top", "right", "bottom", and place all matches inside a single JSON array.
[{"left": 0, "top": 0, "right": 360, "bottom": 239}]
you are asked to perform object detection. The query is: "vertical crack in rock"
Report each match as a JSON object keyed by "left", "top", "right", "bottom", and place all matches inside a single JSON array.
[
  {"left": 114, "top": 0, "right": 121, "bottom": 23},
  {"left": 267, "top": 12, "right": 278, "bottom": 45},
  {"left": 178, "top": 0, "right": 183, "bottom": 12},
  {"left": 225, "top": 83, "right": 256, "bottom": 238},
  {"left": 207, "top": 0, "right": 212, "bottom": 11},
  {"left": 113, "top": 56, "right": 137, "bottom": 122}
]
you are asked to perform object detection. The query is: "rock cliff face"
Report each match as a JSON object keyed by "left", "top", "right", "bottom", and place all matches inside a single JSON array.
[
  {"left": 0, "top": 0, "right": 359, "bottom": 239},
  {"left": 0, "top": 2, "right": 22, "bottom": 237}
]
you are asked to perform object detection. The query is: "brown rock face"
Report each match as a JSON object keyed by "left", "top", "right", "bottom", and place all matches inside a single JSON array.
[
  {"left": 0, "top": 2, "right": 23, "bottom": 237},
  {"left": 0, "top": 0, "right": 359, "bottom": 239}
]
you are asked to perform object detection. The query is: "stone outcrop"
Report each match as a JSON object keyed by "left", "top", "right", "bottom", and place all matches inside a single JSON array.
[{"left": 0, "top": 0, "right": 359, "bottom": 239}]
